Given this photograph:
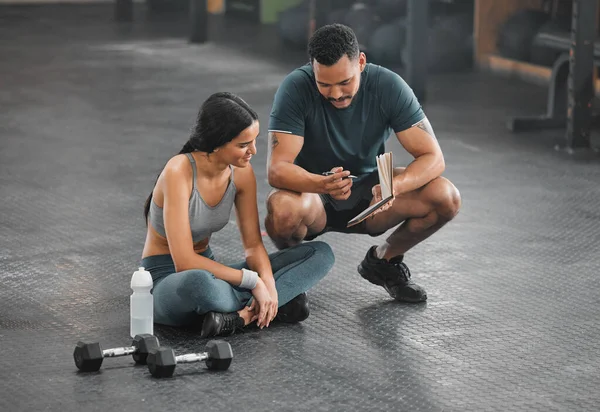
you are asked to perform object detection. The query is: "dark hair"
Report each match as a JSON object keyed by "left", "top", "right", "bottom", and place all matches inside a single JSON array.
[
  {"left": 308, "top": 23, "right": 360, "bottom": 66},
  {"left": 143, "top": 92, "right": 258, "bottom": 222}
]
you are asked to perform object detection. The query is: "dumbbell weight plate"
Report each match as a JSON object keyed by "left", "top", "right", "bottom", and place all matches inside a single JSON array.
[
  {"left": 147, "top": 348, "right": 177, "bottom": 378},
  {"left": 131, "top": 334, "right": 160, "bottom": 364},
  {"left": 74, "top": 341, "right": 104, "bottom": 372},
  {"left": 204, "top": 340, "right": 233, "bottom": 371}
]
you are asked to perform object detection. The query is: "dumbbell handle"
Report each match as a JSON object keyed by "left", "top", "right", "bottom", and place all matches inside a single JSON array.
[
  {"left": 102, "top": 346, "right": 137, "bottom": 358},
  {"left": 174, "top": 352, "right": 209, "bottom": 364}
]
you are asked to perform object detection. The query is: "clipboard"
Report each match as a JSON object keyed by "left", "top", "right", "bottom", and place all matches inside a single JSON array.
[{"left": 347, "top": 152, "right": 394, "bottom": 227}]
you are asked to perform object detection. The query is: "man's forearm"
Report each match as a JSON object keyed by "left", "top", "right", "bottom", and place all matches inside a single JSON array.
[
  {"left": 268, "top": 161, "right": 324, "bottom": 194},
  {"left": 393, "top": 153, "right": 445, "bottom": 195}
]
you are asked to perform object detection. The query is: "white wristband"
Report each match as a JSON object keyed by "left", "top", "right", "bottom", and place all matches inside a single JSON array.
[{"left": 240, "top": 268, "right": 259, "bottom": 290}]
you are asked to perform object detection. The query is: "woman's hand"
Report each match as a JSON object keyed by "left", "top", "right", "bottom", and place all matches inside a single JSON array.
[
  {"left": 251, "top": 278, "right": 277, "bottom": 329},
  {"left": 261, "top": 276, "right": 279, "bottom": 322}
]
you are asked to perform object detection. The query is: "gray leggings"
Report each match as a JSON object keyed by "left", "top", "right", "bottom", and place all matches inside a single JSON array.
[{"left": 141, "top": 241, "right": 335, "bottom": 327}]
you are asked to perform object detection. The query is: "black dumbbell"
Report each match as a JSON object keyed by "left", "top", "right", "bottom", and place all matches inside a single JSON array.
[
  {"left": 73, "top": 334, "right": 160, "bottom": 372},
  {"left": 147, "top": 340, "right": 233, "bottom": 378}
]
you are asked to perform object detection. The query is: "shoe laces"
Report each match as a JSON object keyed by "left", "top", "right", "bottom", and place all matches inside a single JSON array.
[
  {"left": 222, "top": 312, "right": 244, "bottom": 335},
  {"left": 387, "top": 259, "right": 412, "bottom": 284}
]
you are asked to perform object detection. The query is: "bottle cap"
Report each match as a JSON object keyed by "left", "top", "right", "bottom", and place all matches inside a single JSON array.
[{"left": 131, "top": 266, "right": 153, "bottom": 289}]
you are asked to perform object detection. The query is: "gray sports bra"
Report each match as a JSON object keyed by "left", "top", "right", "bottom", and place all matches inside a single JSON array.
[{"left": 148, "top": 153, "right": 236, "bottom": 242}]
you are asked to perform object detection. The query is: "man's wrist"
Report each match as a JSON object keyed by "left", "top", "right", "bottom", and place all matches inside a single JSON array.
[
  {"left": 309, "top": 172, "right": 327, "bottom": 194},
  {"left": 392, "top": 174, "right": 407, "bottom": 195}
]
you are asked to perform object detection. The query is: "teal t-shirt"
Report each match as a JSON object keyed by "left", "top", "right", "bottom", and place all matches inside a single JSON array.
[{"left": 268, "top": 63, "right": 425, "bottom": 176}]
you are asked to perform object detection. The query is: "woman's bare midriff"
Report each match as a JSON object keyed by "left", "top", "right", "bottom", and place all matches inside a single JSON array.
[{"left": 142, "top": 226, "right": 210, "bottom": 259}]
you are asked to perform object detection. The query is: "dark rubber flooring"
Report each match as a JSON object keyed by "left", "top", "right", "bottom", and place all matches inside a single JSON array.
[{"left": 1, "top": 4, "right": 599, "bottom": 412}]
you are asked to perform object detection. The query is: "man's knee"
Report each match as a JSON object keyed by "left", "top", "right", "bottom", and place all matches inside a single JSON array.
[
  {"left": 265, "top": 191, "right": 306, "bottom": 238},
  {"left": 428, "top": 177, "right": 461, "bottom": 222}
]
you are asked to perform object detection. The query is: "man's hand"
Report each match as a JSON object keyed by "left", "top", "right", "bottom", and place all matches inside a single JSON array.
[
  {"left": 370, "top": 184, "right": 395, "bottom": 216},
  {"left": 321, "top": 167, "right": 353, "bottom": 200}
]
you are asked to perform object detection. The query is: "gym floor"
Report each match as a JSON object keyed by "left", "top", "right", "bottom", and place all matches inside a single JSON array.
[{"left": 1, "top": 4, "right": 599, "bottom": 412}]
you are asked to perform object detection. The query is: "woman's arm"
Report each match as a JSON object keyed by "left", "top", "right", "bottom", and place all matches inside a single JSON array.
[
  {"left": 233, "top": 164, "right": 274, "bottom": 281},
  {"left": 161, "top": 156, "right": 244, "bottom": 286},
  {"left": 234, "top": 163, "right": 278, "bottom": 327}
]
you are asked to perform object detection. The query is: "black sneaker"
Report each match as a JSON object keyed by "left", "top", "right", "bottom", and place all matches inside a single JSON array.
[
  {"left": 275, "top": 292, "right": 310, "bottom": 323},
  {"left": 357, "top": 246, "right": 427, "bottom": 303},
  {"left": 200, "top": 311, "right": 245, "bottom": 338}
]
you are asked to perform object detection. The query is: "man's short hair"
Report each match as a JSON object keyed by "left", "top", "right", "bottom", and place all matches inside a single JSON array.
[{"left": 308, "top": 24, "right": 360, "bottom": 66}]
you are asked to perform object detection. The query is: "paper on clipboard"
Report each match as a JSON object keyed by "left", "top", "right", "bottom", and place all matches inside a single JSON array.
[{"left": 347, "top": 152, "right": 394, "bottom": 227}]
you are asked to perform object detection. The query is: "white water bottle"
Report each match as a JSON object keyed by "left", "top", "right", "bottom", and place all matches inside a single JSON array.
[{"left": 130, "top": 266, "right": 153, "bottom": 338}]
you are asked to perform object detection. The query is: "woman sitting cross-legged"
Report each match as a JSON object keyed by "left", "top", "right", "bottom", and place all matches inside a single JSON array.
[{"left": 140, "top": 92, "right": 335, "bottom": 338}]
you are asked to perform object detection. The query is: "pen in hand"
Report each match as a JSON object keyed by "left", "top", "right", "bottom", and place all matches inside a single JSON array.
[{"left": 322, "top": 171, "right": 358, "bottom": 179}]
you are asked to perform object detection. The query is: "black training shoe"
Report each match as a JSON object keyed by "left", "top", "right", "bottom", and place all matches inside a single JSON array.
[
  {"left": 275, "top": 292, "right": 310, "bottom": 323},
  {"left": 200, "top": 311, "right": 245, "bottom": 338},
  {"left": 357, "top": 246, "right": 427, "bottom": 303}
]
